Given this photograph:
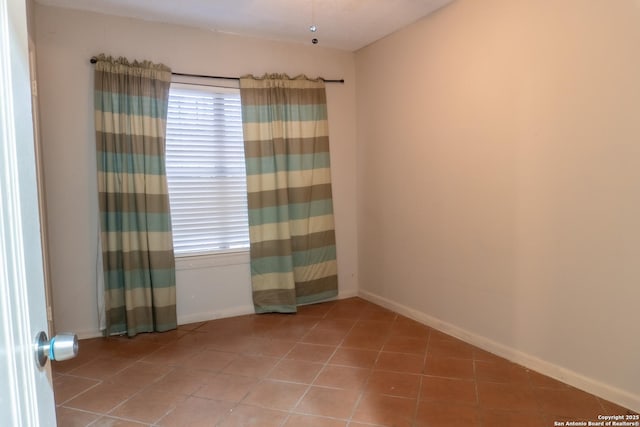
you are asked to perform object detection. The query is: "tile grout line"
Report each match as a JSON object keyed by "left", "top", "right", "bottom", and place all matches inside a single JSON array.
[
  {"left": 211, "top": 318, "right": 308, "bottom": 427},
  {"left": 523, "top": 356, "right": 551, "bottom": 424},
  {"left": 411, "top": 324, "right": 432, "bottom": 427},
  {"left": 112, "top": 351, "right": 194, "bottom": 425},
  {"left": 472, "top": 351, "right": 481, "bottom": 427},
  {"left": 284, "top": 307, "right": 362, "bottom": 426},
  {"left": 345, "top": 314, "right": 381, "bottom": 426}
]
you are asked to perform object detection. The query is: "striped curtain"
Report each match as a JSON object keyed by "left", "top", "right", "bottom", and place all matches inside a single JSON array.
[
  {"left": 240, "top": 74, "right": 338, "bottom": 313},
  {"left": 94, "top": 55, "right": 177, "bottom": 336}
]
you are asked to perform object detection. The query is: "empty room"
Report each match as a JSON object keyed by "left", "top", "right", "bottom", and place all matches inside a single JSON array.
[{"left": 2, "top": 0, "right": 639, "bottom": 425}]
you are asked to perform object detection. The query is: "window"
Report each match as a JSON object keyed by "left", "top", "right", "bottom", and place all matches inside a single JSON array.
[{"left": 165, "top": 83, "right": 250, "bottom": 256}]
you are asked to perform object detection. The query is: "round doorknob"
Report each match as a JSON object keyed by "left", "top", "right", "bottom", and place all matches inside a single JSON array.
[{"left": 34, "top": 331, "right": 78, "bottom": 368}]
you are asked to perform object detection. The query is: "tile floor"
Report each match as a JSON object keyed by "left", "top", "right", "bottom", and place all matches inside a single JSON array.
[{"left": 53, "top": 297, "right": 635, "bottom": 426}]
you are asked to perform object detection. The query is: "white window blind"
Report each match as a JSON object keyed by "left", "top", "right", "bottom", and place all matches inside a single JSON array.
[{"left": 165, "top": 83, "right": 250, "bottom": 256}]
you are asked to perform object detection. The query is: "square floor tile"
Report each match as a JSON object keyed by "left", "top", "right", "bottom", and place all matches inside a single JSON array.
[
  {"left": 427, "top": 337, "right": 475, "bottom": 359},
  {"left": 475, "top": 359, "right": 529, "bottom": 384},
  {"left": 365, "top": 370, "right": 421, "bottom": 398},
  {"left": 301, "top": 328, "right": 348, "bottom": 346},
  {"left": 423, "top": 355, "right": 474, "bottom": 379},
  {"left": 383, "top": 335, "right": 428, "bottom": 355},
  {"left": 217, "top": 404, "right": 288, "bottom": 427},
  {"left": 295, "top": 386, "right": 359, "bottom": 419},
  {"left": 284, "top": 414, "right": 347, "bottom": 427},
  {"left": 268, "top": 359, "right": 324, "bottom": 384},
  {"left": 421, "top": 376, "right": 477, "bottom": 404},
  {"left": 481, "top": 409, "right": 546, "bottom": 427},
  {"left": 477, "top": 382, "right": 539, "bottom": 412},
  {"left": 68, "top": 356, "right": 135, "bottom": 381},
  {"left": 313, "top": 365, "right": 370, "bottom": 391},
  {"left": 534, "top": 386, "right": 604, "bottom": 420},
  {"left": 157, "top": 396, "right": 234, "bottom": 426},
  {"left": 222, "top": 355, "right": 279, "bottom": 378},
  {"left": 341, "top": 331, "right": 387, "bottom": 351},
  {"left": 286, "top": 343, "right": 336, "bottom": 363},
  {"left": 109, "top": 389, "right": 186, "bottom": 423},
  {"left": 64, "top": 381, "right": 140, "bottom": 414},
  {"left": 184, "top": 350, "right": 237, "bottom": 373},
  {"left": 329, "top": 348, "right": 378, "bottom": 369},
  {"left": 415, "top": 401, "right": 480, "bottom": 427},
  {"left": 390, "top": 317, "right": 431, "bottom": 339},
  {"left": 107, "top": 361, "right": 172, "bottom": 388},
  {"left": 244, "top": 338, "right": 296, "bottom": 358},
  {"left": 152, "top": 368, "right": 212, "bottom": 395},
  {"left": 92, "top": 417, "right": 150, "bottom": 426},
  {"left": 375, "top": 351, "right": 425, "bottom": 374},
  {"left": 352, "top": 393, "right": 417, "bottom": 427},
  {"left": 52, "top": 375, "right": 100, "bottom": 405},
  {"left": 242, "top": 380, "right": 308, "bottom": 411},
  {"left": 55, "top": 406, "right": 99, "bottom": 426},
  {"left": 194, "top": 372, "right": 258, "bottom": 402}
]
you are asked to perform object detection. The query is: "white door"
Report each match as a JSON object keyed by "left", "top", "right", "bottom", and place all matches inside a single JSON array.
[{"left": 0, "top": 0, "right": 57, "bottom": 425}]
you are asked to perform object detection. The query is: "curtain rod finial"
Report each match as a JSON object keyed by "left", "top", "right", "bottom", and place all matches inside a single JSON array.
[{"left": 90, "top": 57, "right": 97, "bottom": 64}]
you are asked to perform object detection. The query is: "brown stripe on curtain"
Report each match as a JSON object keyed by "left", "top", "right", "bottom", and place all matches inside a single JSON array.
[
  {"left": 97, "top": 132, "right": 166, "bottom": 156},
  {"left": 250, "top": 231, "right": 337, "bottom": 259},
  {"left": 99, "top": 193, "right": 172, "bottom": 213},
  {"left": 244, "top": 137, "right": 330, "bottom": 158},
  {"left": 246, "top": 184, "right": 334, "bottom": 209}
]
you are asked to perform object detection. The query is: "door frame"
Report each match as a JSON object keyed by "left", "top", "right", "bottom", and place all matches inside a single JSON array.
[{"left": 0, "top": 0, "right": 57, "bottom": 424}]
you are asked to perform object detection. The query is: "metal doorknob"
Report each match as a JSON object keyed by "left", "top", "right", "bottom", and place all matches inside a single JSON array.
[{"left": 34, "top": 331, "right": 78, "bottom": 368}]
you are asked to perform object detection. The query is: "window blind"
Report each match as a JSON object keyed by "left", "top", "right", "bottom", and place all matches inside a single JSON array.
[{"left": 165, "top": 84, "right": 250, "bottom": 256}]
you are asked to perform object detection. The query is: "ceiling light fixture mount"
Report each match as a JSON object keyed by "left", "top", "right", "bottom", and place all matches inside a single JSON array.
[{"left": 310, "top": 0, "right": 318, "bottom": 44}]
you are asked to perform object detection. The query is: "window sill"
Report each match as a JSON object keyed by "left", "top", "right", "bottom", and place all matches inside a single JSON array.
[{"left": 175, "top": 250, "right": 250, "bottom": 271}]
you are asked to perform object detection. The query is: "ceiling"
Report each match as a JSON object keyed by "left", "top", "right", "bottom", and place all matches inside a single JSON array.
[{"left": 35, "top": 0, "right": 454, "bottom": 51}]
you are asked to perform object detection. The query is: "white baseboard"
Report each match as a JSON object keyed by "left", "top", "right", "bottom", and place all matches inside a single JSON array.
[
  {"left": 177, "top": 304, "right": 255, "bottom": 325},
  {"left": 358, "top": 289, "right": 640, "bottom": 413},
  {"left": 178, "top": 291, "right": 358, "bottom": 325},
  {"left": 78, "top": 291, "right": 360, "bottom": 340},
  {"left": 73, "top": 306, "right": 256, "bottom": 339},
  {"left": 76, "top": 329, "right": 104, "bottom": 340},
  {"left": 338, "top": 289, "right": 359, "bottom": 299}
]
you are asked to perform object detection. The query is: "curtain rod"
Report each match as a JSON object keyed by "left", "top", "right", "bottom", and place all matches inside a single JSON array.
[{"left": 89, "top": 57, "right": 344, "bottom": 83}]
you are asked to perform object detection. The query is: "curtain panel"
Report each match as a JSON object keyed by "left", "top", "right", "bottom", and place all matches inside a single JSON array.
[
  {"left": 240, "top": 74, "right": 338, "bottom": 313},
  {"left": 94, "top": 54, "right": 177, "bottom": 336}
]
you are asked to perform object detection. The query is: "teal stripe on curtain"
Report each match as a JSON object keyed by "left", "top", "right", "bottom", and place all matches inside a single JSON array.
[
  {"left": 250, "top": 256, "right": 294, "bottom": 275},
  {"left": 251, "top": 246, "right": 338, "bottom": 273},
  {"left": 240, "top": 74, "right": 338, "bottom": 313},
  {"left": 97, "top": 152, "right": 168, "bottom": 175},
  {"left": 241, "top": 104, "right": 328, "bottom": 122},
  {"left": 248, "top": 200, "right": 334, "bottom": 225},
  {"left": 94, "top": 91, "right": 169, "bottom": 118},
  {"left": 94, "top": 54, "right": 177, "bottom": 337},
  {"left": 100, "top": 212, "right": 174, "bottom": 231},
  {"left": 103, "top": 269, "right": 177, "bottom": 289}
]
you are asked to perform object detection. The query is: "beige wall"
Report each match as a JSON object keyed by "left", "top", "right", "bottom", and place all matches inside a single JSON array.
[
  {"left": 356, "top": 0, "right": 640, "bottom": 410},
  {"left": 34, "top": 4, "right": 358, "bottom": 338}
]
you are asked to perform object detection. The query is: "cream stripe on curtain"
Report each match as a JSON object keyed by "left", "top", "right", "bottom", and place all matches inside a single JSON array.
[
  {"left": 240, "top": 74, "right": 338, "bottom": 313},
  {"left": 94, "top": 54, "right": 177, "bottom": 336}
]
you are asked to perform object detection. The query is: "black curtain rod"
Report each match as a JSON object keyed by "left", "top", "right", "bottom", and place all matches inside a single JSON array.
[{"left": 89, "top": 57, "right": 344, "bottom": 83}]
